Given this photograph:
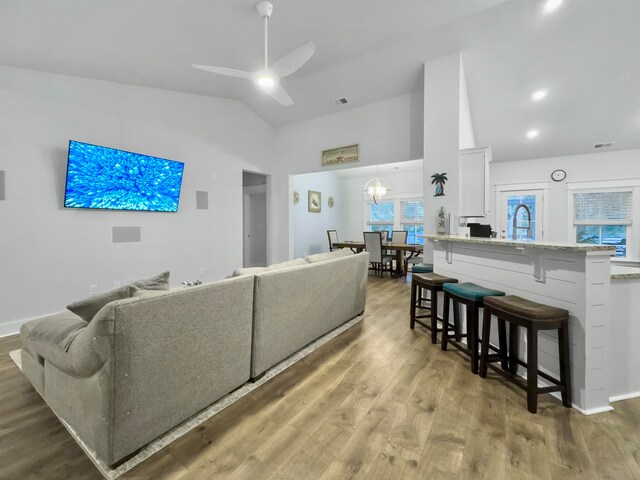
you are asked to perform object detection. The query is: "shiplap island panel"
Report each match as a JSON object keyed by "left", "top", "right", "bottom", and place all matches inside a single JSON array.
[{"left": 422, "top": 234, "right": 615, "bottom": 415}]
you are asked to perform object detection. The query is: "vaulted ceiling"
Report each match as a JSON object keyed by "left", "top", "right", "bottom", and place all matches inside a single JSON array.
[{"left": 1, "top": 0, "right": 639, "bottom": 162}]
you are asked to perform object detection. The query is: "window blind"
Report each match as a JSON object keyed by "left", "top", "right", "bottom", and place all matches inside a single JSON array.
[
  {"left": 573, "top": 191, "right": 632, "bottom": 225},
  {"left": 402, "top": 201, "right": 424, "bottom": 222},
  {"left": 369, "top": 201, "right": 394, "bottom": 223}
]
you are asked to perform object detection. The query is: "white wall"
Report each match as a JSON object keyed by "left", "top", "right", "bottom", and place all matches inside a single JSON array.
[
  {"left": 340, "top": 169, "right": 424, "bottom": 241},
  {"left": 274, "top": 92, "right": 424, "bottom": 261},
  {"left": 489, "top": 148, "right": 640, "bottom": 243},
  {"left": 0, "top": 66, "right": 275, "bottom": 335},
  {"left": 459, "top": 57, "right": 476, "bottom": 150},
  {"left": 292, "top": 171, "right": 342, "bottom": 258},
  {"left": 423, "top": 54, "right": 462, "bottom": 262}
]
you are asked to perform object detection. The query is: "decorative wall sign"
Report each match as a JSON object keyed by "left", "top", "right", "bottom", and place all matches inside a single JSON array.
[
  {"left": 293, "top": 190, "right": 300, "bottom": 204},
  {"left": 328, "top": 196, "right": 335, "bottom": 208},
  {"left": 308, "top": 190, "right": 321, "bottom": 213},
  {"left": 322, "top": 144, "right": 359, "bottom": 167},
  {"left": 431, "top": 172, "right": 448, "bottom": 197}
]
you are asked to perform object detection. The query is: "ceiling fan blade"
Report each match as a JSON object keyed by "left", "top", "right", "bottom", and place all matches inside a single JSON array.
[
  {"left": 267, "top": 85, "right": 294, "bottom": 106},
  {"left": 270, "top": 41, "right": 315, "bottom": 78},
  {"left": 192, "top": 64, "right": 253, "bottom": 79}
]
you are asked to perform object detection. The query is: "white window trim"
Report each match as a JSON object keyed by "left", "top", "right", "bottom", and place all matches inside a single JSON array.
[{"left": 566, "top": 180, "right": 640, "bottom": 262}]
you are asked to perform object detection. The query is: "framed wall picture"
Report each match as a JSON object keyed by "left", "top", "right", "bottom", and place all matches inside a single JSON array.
[
  {"left": 322, "top": 144, "right": 359, "bottom": 167},
  {"left": 308, "top": 190, "right": 321, "bottom": 213}
]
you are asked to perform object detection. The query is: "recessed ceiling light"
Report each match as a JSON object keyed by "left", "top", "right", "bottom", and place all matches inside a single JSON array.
[
  {"left": 531, "top": 89, "right": 547, "bottom": 102},
  {"left": 543, "top": 0, "right": 563, "bottom": 14},
  {"left": 526, "top": 129, "right": 540, "bottom": 139}
]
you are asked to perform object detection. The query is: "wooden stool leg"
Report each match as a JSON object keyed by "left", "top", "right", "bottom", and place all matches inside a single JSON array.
[
  {"left": 480, "top": 306, "right": 492, "bottom": 378},
  {"left": 453, "top": 300, "right": 461, "bottom": 341},
  {"left": 498, "top": 318, "right": 508, "bottom": 371},
  {"left": 527, "top": 326, "right": 539, "bottom": 414},
  {"left": 409, "top": 281, "right": 417, "bottom": 329},
  {"left": 468, "top": 304, "right": 479, "bottom": 374},
  {"left": 441, "top": 293, "right": 450, "bottom": 351},
  {"left": 558, "top": 319, "right": 572, "bottom": 408},
  {"left": 430, "top": 288, "right": 438, "bottom": 344},
  {"left": 509, "top": 324, "right": 519, "bottom": 375}
]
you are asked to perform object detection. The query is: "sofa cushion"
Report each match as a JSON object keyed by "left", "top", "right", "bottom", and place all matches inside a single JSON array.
[
  {"left": 20, "top": 311, "right": 82, "bottom": 359},
  {"left": 130, "top": 271, "right": 170, "bottom": 291},
  {"left": 66, "top": 284, "right": 138, "bottom": 322},
  {"left": 233, "top": 258, "right": 307, "bottom": 277},
  {"left": 305, "top": 249, "right": 353, "bottom": 263},
  {"left": 232, "top": 266, "right": 267, "bottom": 277},
  {"left": 27, "top": 315, "right": 87, "bottom": 352}
]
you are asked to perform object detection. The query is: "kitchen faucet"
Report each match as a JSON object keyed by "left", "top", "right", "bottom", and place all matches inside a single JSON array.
[{"left": 512, "top": 203, "right": 533, "bottom": 240}]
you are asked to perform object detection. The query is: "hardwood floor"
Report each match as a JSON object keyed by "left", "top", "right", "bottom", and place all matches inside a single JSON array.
[{"left": 1, "top": 274, "right": 640, "bottom": 479}]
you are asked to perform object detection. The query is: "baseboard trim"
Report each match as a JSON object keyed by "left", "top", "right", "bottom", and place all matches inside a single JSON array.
[
  {"left": 0, "top": 318, "right": 32, "bottom": 338},
  {"left": 571, "top": 404, "right": 614, "bottom": 416},
  {"left": 610, "top": 391, "right": 640, "bottom": 403}
]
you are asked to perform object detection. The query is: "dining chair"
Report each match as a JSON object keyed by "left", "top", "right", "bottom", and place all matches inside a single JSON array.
[
  {"left": 327, "top": 230, "right": 338, "bottom": 251},
  {"left": 363, "top": 232, "right": 393, "bottom": 276},
  {"left": 391, "top": 230, "right": 408, "bottom": 271},
  {"left": 391, "top": 230, "right": 408, "bottom": 244},
  {"left": 380, "top": 230, "right": 389, "bottom": 242}
]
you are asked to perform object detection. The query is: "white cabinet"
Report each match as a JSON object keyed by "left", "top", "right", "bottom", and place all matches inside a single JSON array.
[{"left": 459, "top": 145, "right": 491, "bottom": 217}]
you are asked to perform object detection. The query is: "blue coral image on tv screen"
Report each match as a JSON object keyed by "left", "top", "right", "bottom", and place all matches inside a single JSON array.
[{"left": 64, "top": 141, "right": 184, "bottom": 212}]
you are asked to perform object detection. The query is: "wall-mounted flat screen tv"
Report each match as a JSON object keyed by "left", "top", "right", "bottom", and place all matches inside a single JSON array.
[{"left": 64, "top": 140, "right": 184, "bottom": 212}]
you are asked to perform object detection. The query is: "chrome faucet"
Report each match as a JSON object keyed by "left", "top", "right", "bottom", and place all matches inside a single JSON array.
[{"left": 512, "top": 203, "right": 533, "bottom": 240}]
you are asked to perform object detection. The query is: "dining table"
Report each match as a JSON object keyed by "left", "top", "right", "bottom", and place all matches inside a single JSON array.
[{"left": 332, "top": 241, "right": 423, "bottom": 277}]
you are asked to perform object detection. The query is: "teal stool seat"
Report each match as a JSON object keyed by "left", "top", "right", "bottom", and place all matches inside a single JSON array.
[
  {"left": 443, "top": 282, "right": 505, "bottom": 302},
  {"left": 411, "top": 263, "right": 433, "bottom": 274}
]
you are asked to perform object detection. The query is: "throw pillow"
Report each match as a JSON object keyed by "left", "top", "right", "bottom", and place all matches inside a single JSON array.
[
  {"left": 130, "top": 271, "right": 170, "bottom": 290},
  {"left": 66, "top": 284, "right": 138, "bottom": 322}
]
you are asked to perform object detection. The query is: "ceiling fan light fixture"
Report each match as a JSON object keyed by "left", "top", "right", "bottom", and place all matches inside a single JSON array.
[{"left": 256, "top": 75, "right": 276, "bottom": 88}]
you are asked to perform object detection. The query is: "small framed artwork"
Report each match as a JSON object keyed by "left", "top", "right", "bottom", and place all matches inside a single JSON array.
[
  {"left": 322, "top": 144, "right": 359, "bottom": 167},
  {"left": 308, "top": 190, "right": 321, "bottom": 213}
]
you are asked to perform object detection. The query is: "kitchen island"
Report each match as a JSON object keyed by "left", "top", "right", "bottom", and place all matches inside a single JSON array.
[{"left": 422, "top": 234, "right": 628, "bottom": 415}]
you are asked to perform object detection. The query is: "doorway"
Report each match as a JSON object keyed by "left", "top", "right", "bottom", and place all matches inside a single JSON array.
[
  {"left": 497, "top": 189, "right": 544, "bottom": 241},
  {"left": 242, "top": 171, "right": 268, "bottom": 267}
]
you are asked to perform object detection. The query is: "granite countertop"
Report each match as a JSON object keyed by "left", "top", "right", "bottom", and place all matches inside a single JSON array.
[
  {"left": 421, "top": 234, "right": 616, "bottom": 252},
  {"left": 611, "top": 264, "right": 640, "bottom": 280}
]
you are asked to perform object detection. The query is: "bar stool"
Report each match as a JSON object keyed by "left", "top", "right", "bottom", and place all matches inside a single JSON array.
[
  {"left": 410, "top": 263, "right": 433, "bottom": 274},
  {"left": 479, "top": 295, "right": 572, "bottom": 414},
  {"left": 410, "top": 273, "right": 458, "bottom": 343},
  {"left": 441, "top": 283, "right": 505, "bottom": 374}
]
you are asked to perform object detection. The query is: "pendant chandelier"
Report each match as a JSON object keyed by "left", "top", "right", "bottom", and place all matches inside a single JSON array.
[{"left": 363, "top": 166, "right": 391, "bottom": 204}]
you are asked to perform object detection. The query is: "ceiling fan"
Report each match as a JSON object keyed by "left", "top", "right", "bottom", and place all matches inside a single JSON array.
[{"left": 193, "top": 1, "right": 315, "bottom": 106}]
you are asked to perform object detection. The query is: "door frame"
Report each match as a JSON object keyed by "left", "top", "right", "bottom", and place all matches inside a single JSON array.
[{"left": 495, "top": 182, "right": 549, "bottom": 241}]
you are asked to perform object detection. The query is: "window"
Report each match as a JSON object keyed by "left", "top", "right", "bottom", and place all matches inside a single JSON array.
[
  {"left": 573, "top": 191, "right": 632, "bottom": 258},
  {"left": 367, "top": 201, "right": 394, "bottom": 237},
  {"left": 401, "top": 200, "right": 424, "bottom": 244},
  {"left": 367, "top": 197, "right": 424, "bottom": 244}
]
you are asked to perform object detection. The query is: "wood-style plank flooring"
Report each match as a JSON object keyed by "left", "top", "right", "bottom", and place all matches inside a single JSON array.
[{"left": 1, "top": 274, "right": 640, "bottom": 479}]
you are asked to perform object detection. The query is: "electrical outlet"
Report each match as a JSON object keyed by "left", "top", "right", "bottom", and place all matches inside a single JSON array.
[
  {"left": 113, "top": 281, "right": 121, "bottom": 288},
  {"left": 199, "top": 268, "right": 205, "bottom": 276},
  {"left": 89, "top": 284, "right": 98, "bottom": 296}
]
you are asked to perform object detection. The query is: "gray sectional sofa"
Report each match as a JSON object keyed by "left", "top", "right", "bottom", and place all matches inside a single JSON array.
[{"left": 18, "top": 249, "right": 368, "bottom": 467}]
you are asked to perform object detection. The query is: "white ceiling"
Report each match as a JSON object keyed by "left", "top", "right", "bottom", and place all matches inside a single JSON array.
[{"left": 1, "top": 0, "right": 639, "bottom": 162}]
